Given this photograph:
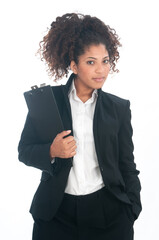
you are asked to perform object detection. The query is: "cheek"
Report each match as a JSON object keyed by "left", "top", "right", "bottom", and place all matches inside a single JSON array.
[
  {"left": 79, "top": 66, "right": 91, "bottom": 76},
  {"left": 105, "top": 66, "right": 110, "bottom": 75}
]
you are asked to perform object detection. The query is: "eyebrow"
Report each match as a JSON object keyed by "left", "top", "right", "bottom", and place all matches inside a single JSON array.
[{"left": 86, "top": 56, "right": 109, "bottom": 60}]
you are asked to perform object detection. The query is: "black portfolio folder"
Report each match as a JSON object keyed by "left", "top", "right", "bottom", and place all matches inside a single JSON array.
[{"left": 24, "top": 85, "right": 64, "bottom": 142}]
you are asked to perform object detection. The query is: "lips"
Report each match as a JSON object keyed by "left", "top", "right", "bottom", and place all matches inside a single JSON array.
[{"left": 93, "top": 77, "right": 105, "bottom": 82}]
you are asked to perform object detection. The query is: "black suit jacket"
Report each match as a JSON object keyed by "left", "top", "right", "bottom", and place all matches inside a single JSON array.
[{"left": 18, "top": 73, "right": 142, "bottom": 221}]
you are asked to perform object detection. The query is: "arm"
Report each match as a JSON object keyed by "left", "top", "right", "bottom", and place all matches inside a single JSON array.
[
  {"left": 18, "top": 114, "right": 76, "bottom": 176},
  {"left": 118, "top": 101, "right": 142, "bottom": 219},
  {"left": 18, "top": 114, "right": 56, "bottom": 175}
]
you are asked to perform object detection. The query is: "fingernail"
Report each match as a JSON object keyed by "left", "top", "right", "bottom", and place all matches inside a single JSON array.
[{"left": 67, "top": 130, "right": 71, "bottom": 133}]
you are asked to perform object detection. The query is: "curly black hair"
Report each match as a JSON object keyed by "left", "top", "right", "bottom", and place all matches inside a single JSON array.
[{"left": 38, "top": 13, "right": 121, "bottom": 80}]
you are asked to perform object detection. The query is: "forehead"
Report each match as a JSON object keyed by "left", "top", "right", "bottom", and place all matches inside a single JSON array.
[{"left": 82, "top": 44, "right": 109, "bottom": 57}]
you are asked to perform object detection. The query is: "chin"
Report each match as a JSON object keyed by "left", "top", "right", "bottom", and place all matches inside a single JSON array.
[{"left": 94, "top": 81, "right": 105, "bottom": 89}]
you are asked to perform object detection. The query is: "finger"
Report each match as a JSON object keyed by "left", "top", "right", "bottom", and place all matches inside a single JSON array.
[
  {"left": 58, "top": 130, "right": 71, "bottom": 139},
  {"left": 70, "top": 150, "right": 76, "bottom": 157},
  {"left": 67, "top": 139, "right": 76, "bottom": 147},
  {"left": 71, "top": 145, "right": 77, "bottom": 151},
  {"left": 64, "top": 136, "right": 75, "bottom": 144}
]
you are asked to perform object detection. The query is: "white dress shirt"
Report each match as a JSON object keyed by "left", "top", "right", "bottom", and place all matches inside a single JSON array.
[{"left": 64, "top": 80, "right": 104, "bottom": 195}]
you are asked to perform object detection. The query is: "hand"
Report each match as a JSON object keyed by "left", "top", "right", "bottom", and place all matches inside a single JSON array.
[{"left": 50, "top": 130, "right": 77, "bottom": 159}]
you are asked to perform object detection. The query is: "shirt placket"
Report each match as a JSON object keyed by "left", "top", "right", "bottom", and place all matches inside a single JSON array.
[{"left": 77, "top": 102, "right": 86, "bottom": 191}]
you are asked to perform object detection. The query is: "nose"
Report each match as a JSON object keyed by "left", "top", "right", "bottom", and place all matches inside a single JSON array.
[{"left": 95, "top": 63, "right": 103, "bottom": 73}]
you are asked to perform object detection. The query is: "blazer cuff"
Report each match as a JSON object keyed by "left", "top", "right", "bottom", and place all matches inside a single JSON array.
[{"left": 51, "top": 158, "right": 55, "bottom": 164}]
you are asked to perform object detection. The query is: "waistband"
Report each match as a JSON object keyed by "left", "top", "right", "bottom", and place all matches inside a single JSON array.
[{"left": 63, "top": 186, "right": 107, "bottom": 200}]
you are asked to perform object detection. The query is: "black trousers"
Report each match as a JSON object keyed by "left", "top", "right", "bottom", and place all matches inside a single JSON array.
[{"left": 32, "top": 187, "right": 134, "bottom": 240}]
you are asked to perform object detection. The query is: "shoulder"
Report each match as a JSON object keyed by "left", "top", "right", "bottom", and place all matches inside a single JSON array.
[
  {"left": 51, "top": 85, "right": 63, "bottom": 92},
  {"left": 101, "top": 90, "right": 130, "bottom": 108},
  {"left": 51, "top": 85, "right": 63, "bottom": 99},
  {"left": 100, "top": 91, "right": 131, "bottom": 122}
]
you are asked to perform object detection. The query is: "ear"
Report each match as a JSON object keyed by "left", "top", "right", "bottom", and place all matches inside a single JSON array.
[{"left": 70, "top": 60, "right": 78, "bottom": 74}]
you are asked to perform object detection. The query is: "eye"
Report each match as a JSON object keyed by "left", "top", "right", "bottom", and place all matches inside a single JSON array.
[
  {"left": 103, "top": 59, "right": 110, "bottom": 64},
  {"left": 87, "top": 61, "right": 94, "bottom": 65}
]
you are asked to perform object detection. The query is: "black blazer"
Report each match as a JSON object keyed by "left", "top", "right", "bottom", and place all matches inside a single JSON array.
[{"left": 18, "top": 73, "right": 142, "bottom": 221}]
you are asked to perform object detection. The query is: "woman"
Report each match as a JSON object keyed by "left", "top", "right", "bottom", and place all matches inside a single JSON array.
[{"left": 18, "top": 13, "right": 142, "bottom": 240}]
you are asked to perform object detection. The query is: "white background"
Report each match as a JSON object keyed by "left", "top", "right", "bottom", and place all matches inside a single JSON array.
[{"left": 0, "top": 0, "right": 159, "bottom": 239}]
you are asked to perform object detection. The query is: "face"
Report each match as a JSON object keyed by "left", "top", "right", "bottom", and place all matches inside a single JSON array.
[{"left": 70, "top": 44, "right": 110, "bottom": 94}]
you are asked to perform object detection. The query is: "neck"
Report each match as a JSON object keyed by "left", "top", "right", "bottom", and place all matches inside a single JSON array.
[{"left": 74, "top": 79, "right": 93, "bottom": 103}]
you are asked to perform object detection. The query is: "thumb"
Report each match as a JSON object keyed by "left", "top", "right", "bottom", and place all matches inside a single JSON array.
[{"left": 58, "top": 130, "right": 71, "bottom": 138}]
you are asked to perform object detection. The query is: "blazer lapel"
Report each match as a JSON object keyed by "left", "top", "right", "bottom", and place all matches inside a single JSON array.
[{"left": 61, "top": 74, "right": 74, "bottom": 132}]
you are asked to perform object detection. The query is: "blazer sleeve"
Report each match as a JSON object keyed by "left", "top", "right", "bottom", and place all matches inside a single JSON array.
[
  {"left": 118, "top": 100, "right": 142, "bottom": 219},
  {"left": 18, "top": 113, "right": 60, "bottom": 176}
]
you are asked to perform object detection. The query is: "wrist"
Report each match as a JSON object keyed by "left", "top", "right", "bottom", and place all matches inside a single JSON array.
[{"left": 50, "top": 145, "right": 55, "bottom": 159}]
